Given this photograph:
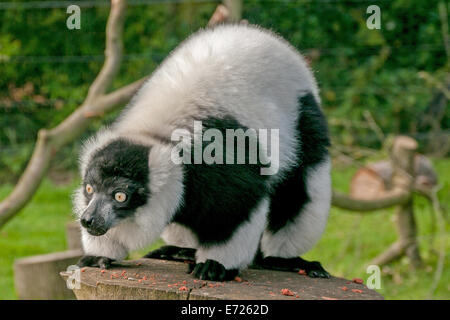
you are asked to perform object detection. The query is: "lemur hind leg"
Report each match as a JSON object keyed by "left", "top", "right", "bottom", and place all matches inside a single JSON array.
[
  {"left": 191, "top": 199, "right": 269, "bottom": 281},
  {"left": 258, "top": 157, "right": 332, "bottom": 279},
  {"left": 143, "top": 245, "right": 196, "bottom": 262},
  {"left": 251, "top": 250, "right": 330, "bottom": 278}
]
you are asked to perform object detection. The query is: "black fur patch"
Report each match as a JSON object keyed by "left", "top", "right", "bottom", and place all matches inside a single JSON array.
[
  {"left": 172, "top": 116, "right": 269, "bottom": 245},
  {"left": 266, "top": 93, "right": 330, "bottom": 233},
  {"left": 83, "top": 139, "right": 150, "bottom": 216},
  {"left": 251, "top": 249, "right": 330, "bottom": 278},
  {"left": 77, "top": 255, "right": 114, "bottom": 269},
  {"left": 144, "top": 245, "right": 196, "bottom": 262},
  {"left": 192, "top": 259, "right": 239, "bottom": 281}
]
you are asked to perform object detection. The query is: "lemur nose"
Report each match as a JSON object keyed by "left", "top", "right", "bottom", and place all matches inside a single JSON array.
[{"left": 81, "top": 216, "right": 94, "bottom": 228}]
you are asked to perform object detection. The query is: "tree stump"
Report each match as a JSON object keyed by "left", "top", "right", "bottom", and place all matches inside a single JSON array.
[
  {"left": 14, "top": 249, "right": 83, "bottom": 300},
  {"left": 60, "top": 258, "right": 383, "bottom": 300}
]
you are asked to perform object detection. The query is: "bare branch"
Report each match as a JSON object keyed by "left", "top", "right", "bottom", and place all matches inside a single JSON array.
[
  {"left": 418, "top": 71, "right": 450, "bottom": 100},
  {"left": 94, "top": 77, "right": 148, "bottom": 114},
  {"left": 370, "top": 136, "right": 423, "bottom": 268},
  {"left": 332, "top": 189, "right": 411, "bottom": 212},
  {"left": 208, "top": 4, "right": 230, "bottom": 26},
  {"left": 87, "top": 0, "right": 127, "bottom": 100}
]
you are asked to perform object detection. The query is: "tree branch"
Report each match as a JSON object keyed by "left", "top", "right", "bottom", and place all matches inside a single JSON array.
[
  {"left": 87, "top": 0, "right": 127, "bottom": 101},
  {"left": 332, "top": 189, "right": 411, "bottom": 212}
]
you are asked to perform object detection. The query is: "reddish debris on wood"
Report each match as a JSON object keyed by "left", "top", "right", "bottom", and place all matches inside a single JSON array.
[
  {"left": 179, "top": 286, "right": 189, "bottom": 291},
  {"left": 353, "top": 278, "right": 364, "bottom": 284},
  {"left": 352, "top": 289, "right": 364, "bottom": 294},
  {"left": 298, "top": 269, "right": 307, "bottom": 275},
  {"left": 281, "top": 288, "right": 295, "bottom": 296},
  {"left": 340, "top": 286, "right": 348, "bottom": 291}
]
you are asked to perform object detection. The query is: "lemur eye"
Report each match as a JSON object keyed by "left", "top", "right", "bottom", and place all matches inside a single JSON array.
[
  {"left": 85, "top": 184, "right": 94, "bottom": 194},
  {"left": 114, "top": 192, "right": 127, "bottom": 203}
]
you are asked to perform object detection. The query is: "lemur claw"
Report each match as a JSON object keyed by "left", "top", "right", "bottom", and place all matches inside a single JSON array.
[{"left": 192, "top": 259, "right": 238, "bottom": 281}]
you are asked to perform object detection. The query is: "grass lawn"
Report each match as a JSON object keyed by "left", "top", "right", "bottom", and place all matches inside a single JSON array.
[{"left": 0, "top": 160, "right": 448, "bottom": 300}]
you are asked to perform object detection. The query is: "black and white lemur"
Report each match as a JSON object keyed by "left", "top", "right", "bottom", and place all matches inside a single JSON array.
[{"left": 74, "top": 24, "right": 331, "bottom": 281}]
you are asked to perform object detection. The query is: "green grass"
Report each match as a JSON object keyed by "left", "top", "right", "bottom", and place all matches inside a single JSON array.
[{"left": 0, "top": 160, "right": 448, "bottom": 300}]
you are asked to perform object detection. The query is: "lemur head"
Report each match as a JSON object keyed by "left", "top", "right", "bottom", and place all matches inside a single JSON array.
[{"left": 79, "top": 138, "right": 150, "bottom": 236}]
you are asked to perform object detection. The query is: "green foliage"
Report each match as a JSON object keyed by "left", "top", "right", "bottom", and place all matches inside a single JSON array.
[
  {"left": 0, "top": 1, "right": 447, "bottom": 176},
  {"left": 243, "top": 0, "right": 448, "bottom": 149}
]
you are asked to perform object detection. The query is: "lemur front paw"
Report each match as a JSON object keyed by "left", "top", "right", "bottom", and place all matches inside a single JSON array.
[
  {"left": 77, "top": 255, "right": 115, "bottom": 269},
  {"left": 143, "top": 245, "right": 196, "bottom": 262},
  {"left": 251, "top": 254, "right": 331, "bottom": 279},
  {"left": 191, "top": 259, "right": 238, "bottom": 281},
  {"left": 305, "top": 261, "right": 330, "bottom": 278}
]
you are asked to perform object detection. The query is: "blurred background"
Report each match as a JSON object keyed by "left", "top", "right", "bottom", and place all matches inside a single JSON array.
[{"left": 0, "top": 0, "right": 448, "bottom": 299}]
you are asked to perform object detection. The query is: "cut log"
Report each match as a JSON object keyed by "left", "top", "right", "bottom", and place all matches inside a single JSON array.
[
  {"left": 350, "top": 167, "right": 387, "bottom": 200},
  {"left": 14, "top": 249, "right": 83, "bottom": 300},
  {"left": 60, "top": 258, "right": 383, "bottom": 300},
  {"left": 350, "top": 154, "right": 437, "bottom": 200}
]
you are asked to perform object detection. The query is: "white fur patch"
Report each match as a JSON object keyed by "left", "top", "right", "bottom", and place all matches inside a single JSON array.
[
  {"left": 113, "top": 24, "right": 319, "bottom": 176},
  {"left": 261, "top": 158, "right": 331, "bottom": 258},
  {"left": 80, "top": 227, "right": 128, "bottom": 260},
  {"left": 195, "top": 198, "right": 268, "bottom": 270},
  {"left": 161, "top": 223, "right": 199, "bottom": 248}
]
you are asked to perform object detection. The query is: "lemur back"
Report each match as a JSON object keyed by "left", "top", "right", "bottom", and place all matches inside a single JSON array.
[{"left": 75, "top": 24, "right": 331, "bottom": 281}]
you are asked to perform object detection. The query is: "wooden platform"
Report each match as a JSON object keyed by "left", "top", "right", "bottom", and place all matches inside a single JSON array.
[{"left": 60, "top": 258, "right": 383, "bottom": 300}]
